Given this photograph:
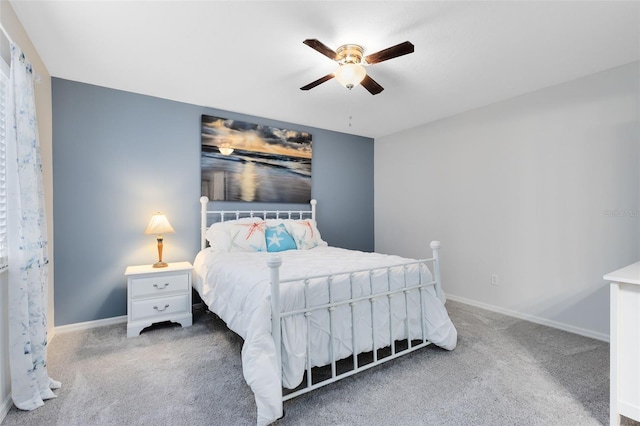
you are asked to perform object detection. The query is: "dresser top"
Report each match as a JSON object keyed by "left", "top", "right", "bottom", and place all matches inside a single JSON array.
[{"left": 604, "top": 261, "right": 640, "bottom": 286}]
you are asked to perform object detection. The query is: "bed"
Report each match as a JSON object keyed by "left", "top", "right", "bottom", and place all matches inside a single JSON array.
[{"left": 192, "top": 197, "right": 457, "bottom": 425}]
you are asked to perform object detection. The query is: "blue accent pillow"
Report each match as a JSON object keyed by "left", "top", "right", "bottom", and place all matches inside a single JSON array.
[{"left": 265, "top": 224, "right": 297, "bottom": 252}]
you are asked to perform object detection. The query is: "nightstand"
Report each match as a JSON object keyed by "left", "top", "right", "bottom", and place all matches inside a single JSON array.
[{"left": 125, "top": 261, "right": 193, "bottom": 337}]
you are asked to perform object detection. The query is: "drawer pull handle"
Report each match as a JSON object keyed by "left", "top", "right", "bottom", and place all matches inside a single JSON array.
[
  {"left": 153, "top": 283, "right": 170, "bottom": 290},
  {"left": 153, "top": 304, "right": 170, "bottom": 312}
]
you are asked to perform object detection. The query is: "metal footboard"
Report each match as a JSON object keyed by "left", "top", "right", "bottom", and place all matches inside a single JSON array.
[{"left": 269, "top": 241, "right": 442, "bottom": 403}]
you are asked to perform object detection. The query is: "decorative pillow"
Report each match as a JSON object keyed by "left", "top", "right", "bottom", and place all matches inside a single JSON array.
[
  {"left": 205, "top": 222, "right": 231, "bottom": 252},
  {"left": 288, "top": 219, "right": 327, "bottom": 250},
  {"left": 265, "top": 224, "right": 297, "bottom": 252},
  {"left": 228, "top": 218, "right": 267, "bottom": 252}
]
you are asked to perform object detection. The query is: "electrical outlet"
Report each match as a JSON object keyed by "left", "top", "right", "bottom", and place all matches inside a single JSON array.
[{"left": 491, "top": 273, "right": 499, "bottom": 286}]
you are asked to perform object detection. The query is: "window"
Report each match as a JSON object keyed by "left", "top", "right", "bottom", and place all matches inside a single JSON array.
[{"left": 0, "top": 59, "right": 7, "bottom": 271}]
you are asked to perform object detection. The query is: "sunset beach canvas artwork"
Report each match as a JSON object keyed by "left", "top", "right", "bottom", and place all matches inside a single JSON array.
[{"left": 201, "top": 115, "right": 312, "bottom": 203}]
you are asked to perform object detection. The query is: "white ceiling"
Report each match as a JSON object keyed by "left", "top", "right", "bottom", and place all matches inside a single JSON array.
[{"left": 9, "top": 1, "right": 640, "bottom": 138}]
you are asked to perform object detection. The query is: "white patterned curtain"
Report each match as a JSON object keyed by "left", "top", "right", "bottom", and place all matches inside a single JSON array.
[{"left": 7, "top": 43, "right": 60, "bottom": 410}]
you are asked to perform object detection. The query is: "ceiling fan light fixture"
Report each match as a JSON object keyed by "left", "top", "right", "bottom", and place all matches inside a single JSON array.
[{"left": 334, "top": 63, "right": 366, "bottom": 90}]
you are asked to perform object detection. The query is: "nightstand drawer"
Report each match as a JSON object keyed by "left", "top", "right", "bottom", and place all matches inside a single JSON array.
[
  {"left": 130, "top": 273, "right": 189, "bottom": 299},
  {"left": 130, "top": 294, "right": 189, "bottom": 321}
]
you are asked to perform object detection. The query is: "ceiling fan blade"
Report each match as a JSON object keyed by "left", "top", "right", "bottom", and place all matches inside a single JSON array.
[
  {"left": 361, "top": 75, "right": 384, "bottom": 95},
  {"left": 300, "top": 73, "right": 335, "bottom": 91},
  {"left": 303, "top": 39, "right": 338, "bottom": 61},
  {"left": 364, "top": 41, "right": 414, "bottom": 65}
]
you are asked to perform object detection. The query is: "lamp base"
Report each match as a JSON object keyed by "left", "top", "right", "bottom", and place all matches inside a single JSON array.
[{"left": 152, "top": 261, "right": 169, "bottom": 268}]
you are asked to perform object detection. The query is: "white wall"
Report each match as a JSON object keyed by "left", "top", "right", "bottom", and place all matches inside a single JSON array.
[
  {"left": 0, "top": 0, "right": 53, "bottom": 420},
  {"left": 375, "top": 62, "right": 640, "bottom": 340}
]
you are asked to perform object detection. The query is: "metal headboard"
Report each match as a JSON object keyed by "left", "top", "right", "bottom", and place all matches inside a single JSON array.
[{"left": 199, "top": 196, "right": 317, "bottom": 250}]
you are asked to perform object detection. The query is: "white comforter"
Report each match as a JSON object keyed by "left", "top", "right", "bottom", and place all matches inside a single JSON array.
[{"left": 193, "top": 246, "right": 457, "bottom": 426}]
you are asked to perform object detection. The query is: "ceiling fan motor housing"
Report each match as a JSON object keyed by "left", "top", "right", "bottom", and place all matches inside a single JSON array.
[{"left": 336, "top": 44, "right": 364, "bottom": 65}]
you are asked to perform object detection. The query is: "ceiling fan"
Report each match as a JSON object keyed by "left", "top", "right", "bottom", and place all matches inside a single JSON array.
[{"left": 300, "top": 39, "right": 414, "bottom": 95}]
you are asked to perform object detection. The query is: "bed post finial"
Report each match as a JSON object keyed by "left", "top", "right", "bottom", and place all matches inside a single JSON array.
[
  {"left": 430, "top": 241, "right": 445, "bottom": 303},
  {"left": 200, "top": 196, "right": 209, "bottom": 251}
]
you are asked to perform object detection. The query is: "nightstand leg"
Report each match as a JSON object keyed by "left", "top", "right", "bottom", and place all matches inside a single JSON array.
[
  {"left": 175, "top": 314, "right": 193, "bottom": 328},
  {"left": 127, "top": 323, "right": 149, "bottom": 338}
]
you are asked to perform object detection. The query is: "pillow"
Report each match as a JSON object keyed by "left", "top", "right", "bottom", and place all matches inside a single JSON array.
[
  {"left": 204, "top": 222, "right": 231, "bottom": 252},
  {"left": 265, "top": 224, "right": 297, "bottom": 252},
  {"left": 228, "top": 218, "right": 267, "bottom": 252},
  {"left": 288, "top": 219, "right": 327, "bottom": 250}
]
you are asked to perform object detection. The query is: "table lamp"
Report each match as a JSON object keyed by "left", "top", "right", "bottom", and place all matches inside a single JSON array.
[{"left": 144, "top": 212, "right": 175, "bottom": 268}]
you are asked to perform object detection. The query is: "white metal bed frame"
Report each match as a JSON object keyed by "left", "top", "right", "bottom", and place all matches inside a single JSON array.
[{"left": 199, "top": 196, "right": 442, "bottom": 406}]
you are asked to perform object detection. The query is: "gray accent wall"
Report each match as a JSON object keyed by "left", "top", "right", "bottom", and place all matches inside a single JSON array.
[{"left": 52, "top": 78, "right": 374, "bottom": 326}]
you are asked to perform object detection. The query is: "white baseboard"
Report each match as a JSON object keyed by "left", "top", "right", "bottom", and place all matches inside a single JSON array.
[
  {"left": 446, "top": 294, "right": 609, "bottom": 343},
  {"left": 52, "top": 303, "right": 206, "bottom": 339},
  {"left": 1, "top": 393, "right": 12, "bottom": 424},
  {"left": 53, "top": 315, "right": 128, "bottom": 337}
]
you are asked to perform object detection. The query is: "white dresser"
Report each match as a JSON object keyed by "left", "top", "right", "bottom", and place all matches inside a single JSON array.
[
  {"left": 605, "top": 261, "right": 640, "bottom": 425},
  {"left": 125, "top": 261, "right": 193, "bottom": 337}
]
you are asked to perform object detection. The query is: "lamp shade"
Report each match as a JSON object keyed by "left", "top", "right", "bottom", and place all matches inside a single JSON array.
[
  {"left": 334, "top": 63, "right": 366, "bottom": 90},
  {"left": 144, "top": 213, "right": 175, "bottom": 235}
]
